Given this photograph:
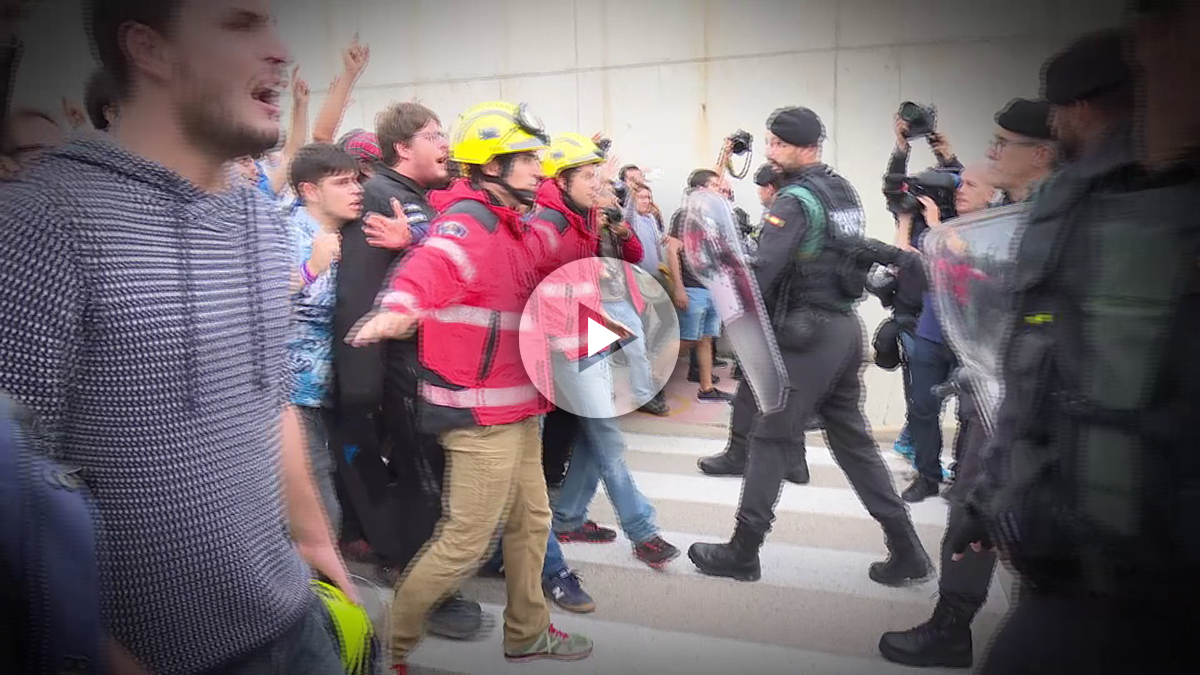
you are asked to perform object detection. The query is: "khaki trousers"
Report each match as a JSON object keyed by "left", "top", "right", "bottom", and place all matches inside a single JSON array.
[{"left": 388, "top": 416, "right": 551, "bottom": 660}]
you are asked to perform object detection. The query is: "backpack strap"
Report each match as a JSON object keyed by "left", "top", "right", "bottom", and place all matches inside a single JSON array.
[
  {"left": 535, "top": 207, "right": 571, "bottom": 235},
  {"left": 441, "top": 199, "right": 500, "bottom": 234}
]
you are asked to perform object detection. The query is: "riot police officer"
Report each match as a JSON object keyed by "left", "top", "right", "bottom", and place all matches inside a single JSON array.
[
  {"left": 949, "top": 4, "right": 1200, "bottom": 671},
  {"left": 688, "top": 107, "right": 932, "bottom": 586}
]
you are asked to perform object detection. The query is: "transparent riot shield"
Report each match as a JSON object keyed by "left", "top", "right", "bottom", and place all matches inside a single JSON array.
[
  {"left": 922, "top": 202, "right": 1030, "bottom": 436},
  {"left": 681, "top": 190, "right": 788, "bottom": 414}
]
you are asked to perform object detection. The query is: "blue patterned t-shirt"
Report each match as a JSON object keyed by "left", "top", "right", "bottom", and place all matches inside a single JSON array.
[{"left": 286, "top": 208, "right": 337, "bottom": 408}]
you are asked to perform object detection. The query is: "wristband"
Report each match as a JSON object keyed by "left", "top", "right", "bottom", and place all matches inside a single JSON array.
[{"left": 300, "top": 262, "right": 316, "bottom": 285}]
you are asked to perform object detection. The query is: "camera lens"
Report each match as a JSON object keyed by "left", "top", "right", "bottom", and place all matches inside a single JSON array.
[{"left": 899, "top": 102, "right": 922, "bottom": 122}]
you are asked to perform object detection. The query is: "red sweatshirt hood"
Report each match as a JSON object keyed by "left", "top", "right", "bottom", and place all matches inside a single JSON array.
[{"left": 535, "top": 179, "right": 596, "bottom": 239}]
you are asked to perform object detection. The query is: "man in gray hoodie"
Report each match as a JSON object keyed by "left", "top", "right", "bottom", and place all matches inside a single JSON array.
[{"left": 0, "top": 1, "right": 354, "bottom": 674}]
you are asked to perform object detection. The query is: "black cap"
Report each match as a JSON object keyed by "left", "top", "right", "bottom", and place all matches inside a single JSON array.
[
  {"left": 767, "top": 106, "right": 825, "bottom": 147},
  {"left": 753, "top": 163, "right": 781, "bottom": 187},
  {"left": 995, "top": 98, "right": 1054, "bottom": 140},
  {"left": 1042, "top": 29, "right": 1133, "bottom": 106}
]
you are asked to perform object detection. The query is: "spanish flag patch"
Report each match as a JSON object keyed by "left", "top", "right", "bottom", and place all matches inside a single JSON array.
[{"left": 765, "top": 214, "right": 785, "bottom": 228}]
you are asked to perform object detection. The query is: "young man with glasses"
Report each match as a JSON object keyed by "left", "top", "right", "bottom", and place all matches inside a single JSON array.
[{"left": 331, "top": 101, "right": 489, "bottom": 640}]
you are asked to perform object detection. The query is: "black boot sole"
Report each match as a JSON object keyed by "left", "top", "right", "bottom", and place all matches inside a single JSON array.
[
  {"left": 878, "top": 637, "right": 973, "bottom": 669},
  {"left": 687, "top": 547, "right": 761, "bottom": 582}
]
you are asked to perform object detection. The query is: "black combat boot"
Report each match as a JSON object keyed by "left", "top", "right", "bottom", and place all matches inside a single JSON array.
[
  {"left": 698, "top": 442, "right": 745, "bottom": 476},
  {"left": 687, "top": 524, "right": 763, "bottom": 581},
  {"left": 878, "top": 597, "right": 974, "bottom": 668},
  {"left": 902, "top": 475, "right": 941, "bottom": 503},
  {"left": 869, "top": 518, "right": 935, "bottom": 586}
]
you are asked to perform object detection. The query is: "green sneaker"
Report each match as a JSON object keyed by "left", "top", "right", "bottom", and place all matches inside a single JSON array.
[{"left": 504, "top": 624, "right": 593, "bottom": 663}]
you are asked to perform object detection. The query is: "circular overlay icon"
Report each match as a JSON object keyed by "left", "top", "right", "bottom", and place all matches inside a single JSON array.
[{"left": 519, "top": 258, "right": 681, "bottom": 419}]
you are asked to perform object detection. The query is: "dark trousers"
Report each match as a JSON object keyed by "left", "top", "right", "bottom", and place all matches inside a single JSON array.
[
  {"left": 542, "top": 407, "right": 578, "bottom": 487},
  {"left": 727, "top": 379, "right": 805, "bottom": 463},
  {"left": 905, "top": 333, "right": 956, "bottom": 484},
  {"left": 737, "top": 312, "right": 909, "bottom": 536},
  {"left": 939, "top": 391, "right": 997, "bottom": 615},
  {"left": 202, "top": 597, "right": 343, "bottom": 675},
  {"left": 979, "top": 586, "right": 1197, "bottom": 675}
]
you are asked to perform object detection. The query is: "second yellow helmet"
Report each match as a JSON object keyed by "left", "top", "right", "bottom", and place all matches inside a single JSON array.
[{"left": 541, "top": 132, "right": 606, "bottom": 178}]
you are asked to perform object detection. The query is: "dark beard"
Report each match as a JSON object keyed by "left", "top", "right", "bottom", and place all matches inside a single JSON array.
[
  {"left": 180, "top": 95, "right": 278, "bottom": 161},
  {"left": 1059, "top": 136, "right": 1082, "bottom": 163}
]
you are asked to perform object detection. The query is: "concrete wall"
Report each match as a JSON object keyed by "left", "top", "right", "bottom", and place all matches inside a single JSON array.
[{"left": 11, "top": 0, "right": 1124, "bottom": 428}]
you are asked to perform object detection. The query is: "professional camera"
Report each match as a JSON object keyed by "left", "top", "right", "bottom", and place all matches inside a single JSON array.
[
  {"left": 898, "top": 101, "right": 937, "bottom": 139},
  {"left": 601, "top": 206, "right": 624, "bottom": 225},
  {"left": 883, "top": 168, "right": 960, "bottom": 220},
  {"left": 727, "top": 130, "right": 753, "bottom": 155}
]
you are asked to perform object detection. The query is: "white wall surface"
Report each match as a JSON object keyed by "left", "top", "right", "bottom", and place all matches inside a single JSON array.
[{"left": 11, "top": 0, "right": 1124, "bottom": 428}]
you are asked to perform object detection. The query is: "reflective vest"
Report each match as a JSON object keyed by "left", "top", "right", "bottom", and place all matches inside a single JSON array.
[{"left": 380, "top": 180, "right": 549, "bottom": 433}]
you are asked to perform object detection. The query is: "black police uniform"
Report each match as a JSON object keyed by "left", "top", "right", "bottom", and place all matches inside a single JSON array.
[
  {"left": 957, "top": 121, "right": 1200, "bottom": 673},
  {"left": 688, "top": 145, "right": 932, "bottom": 585}
]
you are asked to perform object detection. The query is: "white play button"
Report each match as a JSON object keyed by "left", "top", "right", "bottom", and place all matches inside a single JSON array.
[{"left": 586, "top": 317, "right": 621, "bottom": 358}]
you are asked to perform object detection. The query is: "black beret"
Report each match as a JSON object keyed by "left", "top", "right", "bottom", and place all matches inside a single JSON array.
[
  {"left": 767, "top": 106, "right": 825, "bottom": 147},
  {"left": 1042, "top": 29, "right": 1133, "bottom": 105},
  {"left": 753, "top": 162, "right": 781, "bottom": 187},
  {"left": 995, "top": 98, "right": 1054, "bottom": 140}
]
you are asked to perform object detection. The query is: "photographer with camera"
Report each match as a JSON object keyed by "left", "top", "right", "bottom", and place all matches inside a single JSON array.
[
  {"left": 874, "top": 103, "right": 963, "bottom": 464},
  {"left": 891, "top": 164, "right": 995, "bottom": 507},
  {"left": 878, "top": 96, "right": 1061, "bottom": 669}
]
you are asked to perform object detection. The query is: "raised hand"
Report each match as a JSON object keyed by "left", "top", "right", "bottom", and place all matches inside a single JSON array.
[{"left": 342, "top": 34, "right": 370, "bottom": 76}]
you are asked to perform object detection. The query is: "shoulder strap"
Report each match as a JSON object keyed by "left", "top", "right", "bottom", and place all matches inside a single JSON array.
[
  {"left": 442, "top": 199, "right": 500, "bottom": 234},
  {"left": 776, "top": 184, "right": 826, "bottom": 259},
  {"left": 536, "top": 207, "right": 571, "bottom": 235}
]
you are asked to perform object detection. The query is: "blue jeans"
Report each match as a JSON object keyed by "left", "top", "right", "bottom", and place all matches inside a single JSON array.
[
  {"left": 203, "top": 596, "right": 342, "bottom": 675},
  {"left": 550, "top": 355, "right": 657, "bottom": 544},
  {"left": 602, "top": 299, "right": 655, "bottom": 403},
  {"left": 678, "top": 286, "right": 721, "bottom": 340},
  {"left": 486, "top": 531, "right": 568, "bottom": 580},
  {"left": 905, "top": 333, "right": 956, "bottom": 483}
]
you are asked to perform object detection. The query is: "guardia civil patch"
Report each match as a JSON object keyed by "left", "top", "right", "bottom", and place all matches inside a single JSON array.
[
  {"left": 765, "top": 214, "right": 785, "bottom": 228},
  {"left": 436, "top": 221, "right": 468, "bottom": 239}
]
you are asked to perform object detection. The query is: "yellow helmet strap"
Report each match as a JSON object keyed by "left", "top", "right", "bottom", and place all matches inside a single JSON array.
[{"left": 478, "top": 154, "right": 537, "bottom": 206}]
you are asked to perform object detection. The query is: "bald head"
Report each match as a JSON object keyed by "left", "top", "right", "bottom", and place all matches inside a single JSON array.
[{"left": 955, "top": 164, "right": 996, "bottom": 216}]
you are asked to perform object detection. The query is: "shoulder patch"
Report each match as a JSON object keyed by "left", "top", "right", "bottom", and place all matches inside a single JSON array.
[
  {"left": 435, "top": 221, "right": 469, "bottom": 239},
  {"left": 765, "top": 214, "right": 785, "bottom": 228}
]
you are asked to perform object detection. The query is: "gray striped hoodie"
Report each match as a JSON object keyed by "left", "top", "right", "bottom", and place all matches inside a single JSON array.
[{"left": 0, "top": 136, "right": 310, "bottom": 674}]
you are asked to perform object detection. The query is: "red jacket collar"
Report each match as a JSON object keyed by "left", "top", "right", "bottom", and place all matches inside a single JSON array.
[
  {"left": 430, "top": 178, "right": 523, "bottom": 235},
  {"left": 535, "top": 179, "right": 596, "bottom": 238}
]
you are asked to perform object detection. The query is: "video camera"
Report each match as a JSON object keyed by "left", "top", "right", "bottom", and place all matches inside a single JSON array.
[
  {"left": 883, "top": 168, "right": 960, "bottom": 220},
  {"left": 898, "top": 101, "right": 937, "bottom": 139}
]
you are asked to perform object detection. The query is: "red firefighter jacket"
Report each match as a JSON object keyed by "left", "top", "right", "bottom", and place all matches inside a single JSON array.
[{"left": 379, "top": 179, "right": 550, "bottom": 433}]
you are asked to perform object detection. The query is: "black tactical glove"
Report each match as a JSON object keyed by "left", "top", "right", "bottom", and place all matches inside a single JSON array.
[{"left": 946, "top": 503, "right": 995, "bottom": 560}]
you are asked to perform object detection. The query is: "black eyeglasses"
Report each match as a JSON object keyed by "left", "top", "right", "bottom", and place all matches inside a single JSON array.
[{"left": 989, "top": 136, "right": 1042, "bottom": 152}]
